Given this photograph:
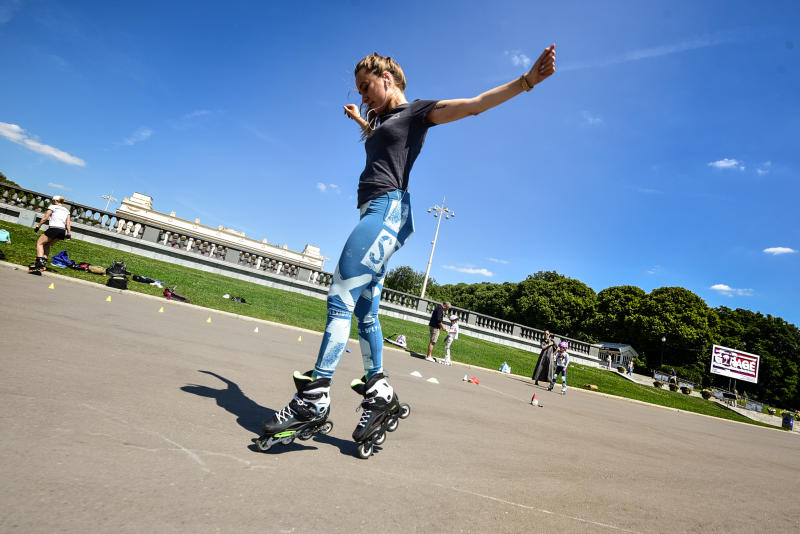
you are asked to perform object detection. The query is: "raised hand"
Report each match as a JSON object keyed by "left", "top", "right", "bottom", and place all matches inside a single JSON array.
[
  {"left": 343, "top": 104, "right": 363, "bottom": 123},
  {"left": 527, "top": 44, "right": 556, "bottom": 87}
]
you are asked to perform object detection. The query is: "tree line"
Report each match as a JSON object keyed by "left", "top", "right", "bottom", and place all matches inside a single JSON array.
[{"left": 385, "top": 266, "right": 800, "bottom": 408}]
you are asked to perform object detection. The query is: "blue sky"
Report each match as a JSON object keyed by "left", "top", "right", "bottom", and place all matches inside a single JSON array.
[{"left": 2, "top": 0, "right": 798, "bottom": 326}]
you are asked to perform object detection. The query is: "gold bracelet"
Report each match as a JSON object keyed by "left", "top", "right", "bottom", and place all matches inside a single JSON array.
[{"left": 519, "top": 75, "right": 532, "bottom": 92}]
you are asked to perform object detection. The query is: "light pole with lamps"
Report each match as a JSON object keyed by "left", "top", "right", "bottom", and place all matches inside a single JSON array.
[
  {"left": 419, "top": 196, "right": 454, "bottom": 299},
  {"left": 660, "top": 336, "right": 666, "bottom": 369}
]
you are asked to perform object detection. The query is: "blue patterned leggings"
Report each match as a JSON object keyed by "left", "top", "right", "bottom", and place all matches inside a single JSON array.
[{"left": 313, "top": 190, "right": 414, "bottom": 380}]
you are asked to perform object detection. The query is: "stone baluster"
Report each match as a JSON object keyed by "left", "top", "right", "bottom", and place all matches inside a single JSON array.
[{"left": 186, "top": 237, "right": 194, "bottom": 251}]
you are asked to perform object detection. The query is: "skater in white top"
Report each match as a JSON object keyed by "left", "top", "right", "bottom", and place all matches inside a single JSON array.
[
  {"left": 548, "top": 341, "right": 570, "bottom": 394},
  {"left": 30, "top": 195, "right": 71, "bottom": 272},
  {"left": 441, "top": 315, "right": 459, "bottom": 365}
]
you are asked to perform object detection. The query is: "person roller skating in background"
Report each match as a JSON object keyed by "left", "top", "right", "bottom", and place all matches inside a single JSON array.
[
  {"left": 548, "top": 341, "right": 570, "bottom": 394},
  {"left": 29, "top": 195, "right": 71, "bottom": 274},
  {"left": 440, "top": 315, "right": 459, "bottom": 365},
  {"left": 259, "top": 44, "right": 557, "bottom": 458}
]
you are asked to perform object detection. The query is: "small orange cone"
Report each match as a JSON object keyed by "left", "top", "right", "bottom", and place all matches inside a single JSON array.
[{"left": 530, "top": 393, "right": 539, "bottom": 406}]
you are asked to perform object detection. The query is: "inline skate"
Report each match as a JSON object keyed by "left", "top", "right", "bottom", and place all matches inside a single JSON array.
[
  {"left": 28, "top": 256, "right": 47, "bottom": 275},
  {"left": 351, "top": 373, "right": 410, "bottom": 459},
  {"left": 255, "top": 371, "right": 333, "bottom": 452}
]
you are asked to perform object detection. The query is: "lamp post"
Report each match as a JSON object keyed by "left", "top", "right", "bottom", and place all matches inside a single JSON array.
[
  {"left": 660, "top": 336, "right": 666, "bottom": 369},
  {"left": 419, "top": 196, "right": 454, "bottom": 299},
  {"left": 101, "top": 191, "right": 119, "bottom": 212}
]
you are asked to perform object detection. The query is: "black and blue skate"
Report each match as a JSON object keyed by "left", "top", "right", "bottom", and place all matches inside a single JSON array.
[
  {"left": 351, "top": 373, "right": 410, "bottom": 459},
  {"left": 255, "top": 371, "right": 333, "bottom": 452},
  {"left": 28, "top": 257, "right": 47, "bottom": 275}
]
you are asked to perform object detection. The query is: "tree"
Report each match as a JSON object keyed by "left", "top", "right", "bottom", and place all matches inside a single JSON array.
[
  {"left": 588, "top": 285, "right": 647, "bottom": 346},
  {"left": 629, "top": 287, "right": 717, "bottom": 375},
  {"left": 0, "top": 171, "right": 20, "bottom": 187},
  {"left": 512, "top": 272, "right": 597, "bottom": 339},
  {"left": 384, "top": 266, "right": 435, "bottom": 295}
]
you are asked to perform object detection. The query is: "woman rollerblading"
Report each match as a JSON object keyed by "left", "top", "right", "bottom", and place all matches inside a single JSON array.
[
  {"left": 351, "top": 373, "right": 411, "bottom": 459},
  {"left": 255, "top": 371, "right": 333, "bottom": 452},
  {"left": 262, "top": 45, "right": 556, "bottom": 456}
]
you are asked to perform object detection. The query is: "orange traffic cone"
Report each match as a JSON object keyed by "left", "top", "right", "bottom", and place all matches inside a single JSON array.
[{"left": 530, "top": 393, "right": 539, "bottom": 406}]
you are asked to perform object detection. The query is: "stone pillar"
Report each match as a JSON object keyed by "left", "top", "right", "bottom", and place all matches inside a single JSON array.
[
  {"left": 416, "top": 298, "right": 429, "bottom": 313},
  {"left": 224, "top": 248, "right": 240, "bottom": 263},
  {"left": 17, "top": 209, "right": 37, "bottom": 227},
  {"left": 143, "top": 226, "right": 160, "bottom": 243},
  {"left": 297, "top": 266, "right": 311, "bottom": 282}
]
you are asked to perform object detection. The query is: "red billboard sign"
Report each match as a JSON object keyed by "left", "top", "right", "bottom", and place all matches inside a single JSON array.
[{"left": 710, "top": 345, "right": 760, "bottom": 384}]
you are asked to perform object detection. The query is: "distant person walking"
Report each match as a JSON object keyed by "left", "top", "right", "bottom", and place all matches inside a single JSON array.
[
  {"left": 426, "top": 301, "right": 451, "bottom": 362},
  {"left": 548, "top": 341, "right": 570, "bottom": 393},
  {"left": 532, "top": 330, "right": 556, "bottom": 386},
  {"left": 627, "top": 358, "right": 634, "bottom": 376},
  {"left": 30, "top": 195, "right": 71, "bottom": 272},
  {"left": 440, "top": 314, "right": 459, "bottom": 365}
]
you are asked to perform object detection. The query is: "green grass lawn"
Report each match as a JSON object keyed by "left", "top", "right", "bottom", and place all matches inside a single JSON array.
[{"left": 0, "top": 220, "right": 777, "bottom": 428}]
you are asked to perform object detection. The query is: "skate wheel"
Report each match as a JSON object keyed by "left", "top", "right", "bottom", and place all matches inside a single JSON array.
[
  {"left": 399, "top": 403, "right": 411, "bottom": 419},
  {"left": 356, "top": 441, "right": 373, "bottom": 459},
  {"left": 298, "top": 430, "right": 313, "bottom": 441},
  {"left": 318, "top": 421, "right": 333, "bottom": 435},
  {"left": 374, "top": 432, "right": 386, "bottom": 445},
  {"left": 386, "top": 417, "right": 399, "bottom": 432},
  {"left": 255, "top": 436, "right": 273, "bottom": 452},
  {"left": 280, "top": 436, "right": 294, "bottom": 445}
]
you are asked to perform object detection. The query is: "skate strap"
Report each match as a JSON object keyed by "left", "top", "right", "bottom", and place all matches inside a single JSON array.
[{"left": 274, "top": 396, "right": 302, "bottom": 424}]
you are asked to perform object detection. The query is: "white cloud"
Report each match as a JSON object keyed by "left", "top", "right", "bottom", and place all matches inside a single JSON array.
[
  {"left": 443, "top": 265, "right": 494, "bottom": 277},
  {"left": 756, "top": 161, "right": 772, "bottom": 175},
  {"left": 47, "top": 182, "right": 73, "bottom": 191},
  {"left": 182, "top": 109, "right": 211, "bottom": 120},
  {"left": 505, "top": 50, "right": 532, "bottom": 69},
  {"left": 0, "top": 122, "right": 86, "bottom": 166},
  {"left": 710, "top": 283, "right": 754, "bottom": 297},
  {"left": 763, "top": 247, "right": 797, "bottom": 256},
  {"left": 582, "top": 111, "right": 603, "bottom": 125},
  {"left": 708, "top": 158, "right": 744, "bottom": 171},
  {"left": 487, "top": 257, "right": 509, "bottom": 264},
  {"left": 562, "top": 34, "right": 734, "bottom": 71},
  {"left": 647, "top": 265, "right": 661, "bottom": 275},
  {"left": 316, "top": 183, "right": 340, "bottom": 194},
  {"left": 122, "top": 127, "right": 152, "bottom": 146}
]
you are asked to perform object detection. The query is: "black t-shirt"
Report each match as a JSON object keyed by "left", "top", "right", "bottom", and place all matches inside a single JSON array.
[
  {"left": 357, "top": 99, "right": 438, "bottom": 207},
  {"left": 429, "top": 304, "right": 444, "bottom": 328}
]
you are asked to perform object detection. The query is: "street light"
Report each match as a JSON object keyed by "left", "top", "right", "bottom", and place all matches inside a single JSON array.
[
  {"left": 660, "top": 336, "right": 666, "bottom": 369},
  {"left": 419, "top": 196, "right": 454, "bottom": 299},
  {"left": 101, "top": 190, "right": 119, "bottom": 212}
]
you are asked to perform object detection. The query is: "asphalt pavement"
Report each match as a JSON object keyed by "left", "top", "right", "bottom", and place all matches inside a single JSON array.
[{"left": 1, "top": 263, "right": 798, "bottom": 533}]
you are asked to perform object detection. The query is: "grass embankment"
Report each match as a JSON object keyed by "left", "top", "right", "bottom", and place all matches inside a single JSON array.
[{"left": 0, "top": 220, "right": 773, "bottom": 428}]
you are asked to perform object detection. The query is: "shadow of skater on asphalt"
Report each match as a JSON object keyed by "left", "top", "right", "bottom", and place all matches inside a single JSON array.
[{"left": 181, "top": 370, "right": 354, "bottom": 455}]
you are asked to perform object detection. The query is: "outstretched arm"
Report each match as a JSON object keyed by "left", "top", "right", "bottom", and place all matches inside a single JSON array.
[{"left": 426, "top": 44, "right": 556, "bottom": 126}]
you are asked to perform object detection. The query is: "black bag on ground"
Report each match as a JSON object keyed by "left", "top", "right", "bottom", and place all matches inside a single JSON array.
[
  {"left": 132, "top": 274, "right": 156, "bottom": 284},
  {"left": 106, "top": 276, "right": 128, "bottom": 290},
  {"left": 106, "top": 261, "right": 131, "bottom": 276}
]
